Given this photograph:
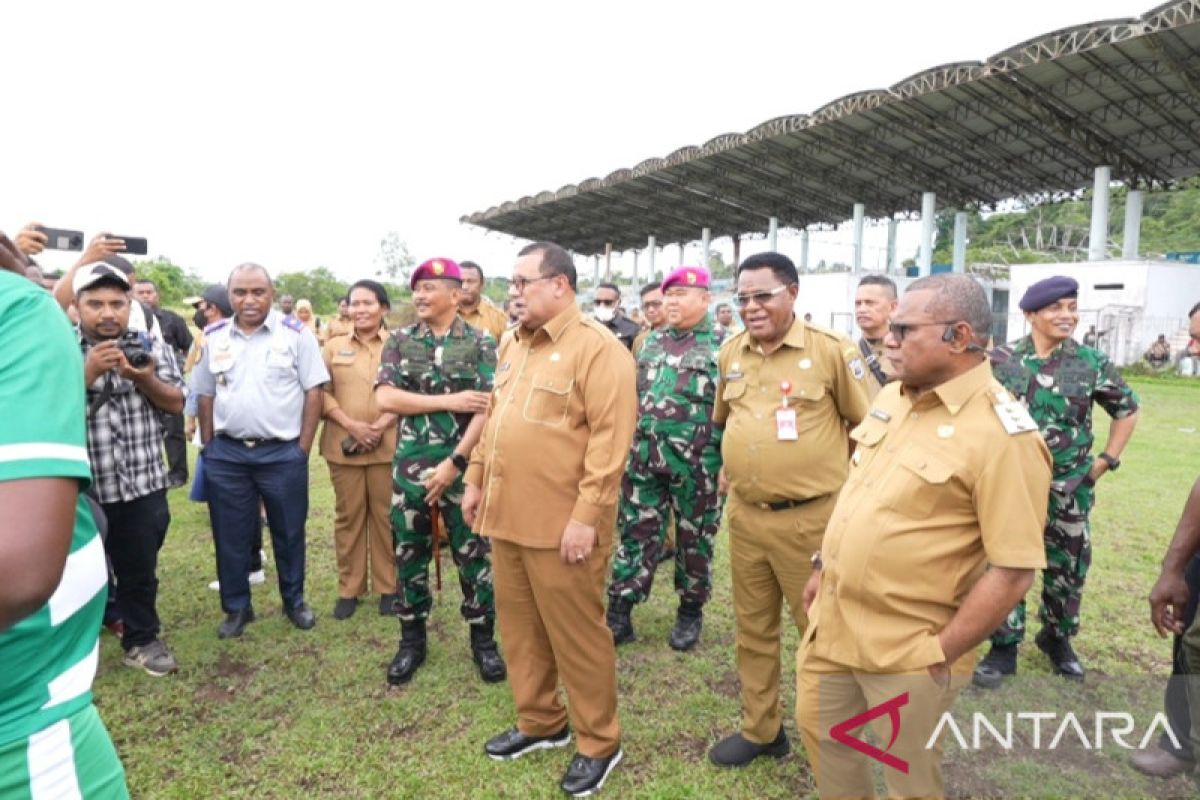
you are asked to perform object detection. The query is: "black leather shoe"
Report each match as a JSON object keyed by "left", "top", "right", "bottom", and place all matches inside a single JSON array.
[
  {"left": 378, "top": 593, "right": 398, "bottom": 616},
  {"left": 387, "top": 622, "right": 427, "bottom": 685},
  {"left": 669, "top": 604, "right": 703, "bottom": 652},
  {"left": 560, "top": 747, "right": 623, "bottom": 797},
  {"left": 708, "top": 728, "right": 790, "bottom": 767},
  {"left": 972, "top": 643, "right": 1018, "bottom": 689},
  {"left": 606, "top": 598, "right": 636, "bottom": 645},
  {"left": 333, "top": 597, "right": 359, "bottom": 620},
  {"left": 470, "top": 620, "right": 507, "bottom": 683},
  {"left": 1036, "top": 629, "right": 1085, "bottom": 681},
  {"left": 285, "top": 602, "right": 317, "bottom": 631},
  {"left": 484, "top": 725, "right": 571, "bottom": 760},
  {"left": 217, "top": 607, "right": 255, "bottom": 639}
]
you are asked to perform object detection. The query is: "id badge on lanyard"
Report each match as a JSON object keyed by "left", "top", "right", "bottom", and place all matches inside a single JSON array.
[{"left": 776, "top": 380, "right": 797, "bottom": 441}]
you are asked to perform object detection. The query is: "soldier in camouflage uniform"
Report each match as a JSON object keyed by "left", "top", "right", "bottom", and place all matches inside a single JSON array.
[
  {"left": 974, "top": 276, "right": 1140, "bottom": 688},
  {"left": 375, "top": 258, "right": 506, "bottom": 686},
  {"left": 607, "top": 266, "right": 725, "bottom": 652}
]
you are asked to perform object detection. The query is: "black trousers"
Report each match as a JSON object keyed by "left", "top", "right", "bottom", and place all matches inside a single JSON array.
[
  {"left": 101, "top": 489, "right": 170, "bottom": 650},
  {"left": 1159, "top": 554, "right": 1200, "bottom": 760},
  {"left": 162, "top": 412, "right": 188, "bottom": 485}
]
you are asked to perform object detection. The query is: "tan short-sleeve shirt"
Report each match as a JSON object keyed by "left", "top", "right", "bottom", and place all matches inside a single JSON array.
[
  {"left": 319, "top": 329, "right": 396, "bottom": 465},
  {"left": 808, "top": 360, "right": 1051, "bottom": 672},
  {"left": 714, "top": 318, "right": 871, "bottom": 505},
  {"left": 465, "top": 303, "right": 637, "bottom": 549},
  {"left": 460, "top": 301, "right": 508, "bottom": 344}
]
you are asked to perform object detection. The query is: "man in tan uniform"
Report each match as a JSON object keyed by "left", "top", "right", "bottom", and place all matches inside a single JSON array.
[
  {"left": 853, "top": 274, "right": 899, "bottom": 398},
  {"left": 458, "top": 260, "right": 508, "bottom": 342},
  {"left": 708, "top": 251, "right": 871, "bottom": 767},
  {"left": 463, "top": 241, "right": 635, "bottom": 798},
  {"left": 796, "top": 273, "right": 1051, "bottom": 798}
]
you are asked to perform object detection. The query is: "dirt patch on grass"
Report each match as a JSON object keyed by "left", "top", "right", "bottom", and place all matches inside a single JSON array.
[{"left": 705, "top": 670, "right": 740, "bottom": 699}]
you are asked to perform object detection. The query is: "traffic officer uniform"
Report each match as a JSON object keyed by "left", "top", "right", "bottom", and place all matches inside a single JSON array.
[
  {"left": 466, "top": 302, "right": 636, "bottom": 761},
  {"left": 714, "top": 317, "right": 871, "bottom": 748},
  {"left": 192, "top": 309, "right": 330, "bottom": 622},
  {"left": 608, "top": 266, "right": 725, "bottom": 650},
  {"left": 460, "top": 298, "right": 508, "bottom": 343},
  {"left": 986, "top": 278, "right": 1138, "bottom": 656},
  {"left": 796, "top": 361, "right": 1051, "bottom": 798}
]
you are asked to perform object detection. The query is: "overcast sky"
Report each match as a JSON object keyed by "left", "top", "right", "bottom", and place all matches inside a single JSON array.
[{"left": 1, "top": 0, "right": 1150, "bottom": 283}]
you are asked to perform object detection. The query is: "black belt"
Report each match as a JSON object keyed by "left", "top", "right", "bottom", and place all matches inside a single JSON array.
[
  {"left": 218, "top": 434, "right": 284, "bottom": 448},
  {"left": 755, "top": 495, "right": 827, "bottom": 512}
]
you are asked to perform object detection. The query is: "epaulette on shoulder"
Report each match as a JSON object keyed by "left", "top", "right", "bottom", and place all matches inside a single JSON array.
[
  {"left": 719, "top": 329, "right": 746, "bottom": 353},
  {"left": 282, "top": 316, "right": 305, "bottom": 333},
  {"left": 808, "top": 323, "right": 848, "bottom": 344},
  {"left": 204, "top": 319, "right": 230, "bottom": 335}
]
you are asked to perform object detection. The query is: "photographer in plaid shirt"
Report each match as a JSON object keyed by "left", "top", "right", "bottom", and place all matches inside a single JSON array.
[{"left": 76, "top": 262, "right": 185, "bottom": 677}]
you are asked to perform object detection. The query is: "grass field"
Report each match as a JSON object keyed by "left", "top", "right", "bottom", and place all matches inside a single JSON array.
[{"left": 93, "top": 377, "right": 1200, "bottom": 799}]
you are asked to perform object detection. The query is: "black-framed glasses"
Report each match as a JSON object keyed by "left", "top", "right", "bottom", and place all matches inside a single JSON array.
[
  {"left": 734, "top": 285, "right": 790, "bottom": 308},
  {"left": 887, "top": 320, "right": 962, "bottom": 342},
  {"left": 510, "top": 275, "right": 556, "bottom": 292}
]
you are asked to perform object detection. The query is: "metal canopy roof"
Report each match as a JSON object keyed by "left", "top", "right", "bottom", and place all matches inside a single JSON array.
[{"left": 462, "top": 0, "right": 1200, "bottom": 256}]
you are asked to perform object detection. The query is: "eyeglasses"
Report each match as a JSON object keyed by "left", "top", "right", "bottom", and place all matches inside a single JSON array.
[
  {"left": 887, "top": 320, "right": 961, "bottom": 342},
  {"left": 510, "top": 275, "right": 556, "bottom": 292},
  {"left": 734, "top": 285, "right": 790, "bottom": 308}
]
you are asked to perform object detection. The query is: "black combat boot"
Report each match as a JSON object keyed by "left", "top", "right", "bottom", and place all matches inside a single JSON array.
[
  {"left": 386, "top": 621, "right": 427, "bottom": 685},
  {"left": 606, "top": 597, "right": 636, "bottom": 645},
  {"left": 470, "top": 619, "right": 507, "bottom": 683},
  {"left": 1036, "top": 628, "right": 1085, "bottom": 682},
  {"left": 972, "top": 643, "right": 1018, "bottom": 689},
  {"left": 669, "top": 602, "right": 703, "bottom": 652}
]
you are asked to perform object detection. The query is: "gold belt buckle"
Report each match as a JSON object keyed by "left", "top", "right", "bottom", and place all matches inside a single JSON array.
[
  {"left": 244, "top": 439, "right": 258, "bottom": 448},
  {"left": 757, "top": 501, "right": 770, "bottom": 511}
]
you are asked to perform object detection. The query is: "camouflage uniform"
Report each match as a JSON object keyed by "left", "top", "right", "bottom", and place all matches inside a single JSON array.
[
  {"left": 608, "top": 316, "right": 725, "bottom": 607},
  {"left": 376, "top": 317, "right": 497, "bottom": 626},
  {"left": 989, "top": 336, "right": 1138, "bottom": 643}
]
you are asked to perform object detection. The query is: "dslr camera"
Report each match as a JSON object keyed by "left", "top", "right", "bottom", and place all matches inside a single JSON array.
[{"left": 117, "top": 330, "right": 153, "bottom": 369}]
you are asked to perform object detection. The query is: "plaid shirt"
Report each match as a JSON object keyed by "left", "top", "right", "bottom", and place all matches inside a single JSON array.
[{"left": 80, "top": 331, "right": 184, "bottom": 504}]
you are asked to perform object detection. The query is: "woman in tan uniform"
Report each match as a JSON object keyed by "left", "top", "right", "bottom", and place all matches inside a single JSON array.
[{"left": 320, "top": 280, "right": 399, "bottom": 619}]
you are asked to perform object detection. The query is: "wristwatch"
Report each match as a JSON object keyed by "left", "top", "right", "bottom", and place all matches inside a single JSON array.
[
  {"left": 450, "top": 452, "right": 469, "bottom": 472},
  {"left": 1098, "top": 452, "right": 1120, "bottom": 471}
]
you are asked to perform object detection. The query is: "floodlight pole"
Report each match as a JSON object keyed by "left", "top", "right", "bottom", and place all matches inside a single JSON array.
[
  {"left": 1122, "top": 189, "right": 1143, "bottom": 259},
  {"left": 1088, "top": 166, "right": 1111, "bottom": 261},
  {"left": 852, "top": 203, "right": 865, "bottom": 272},
  {"left": 952, "top": 211, "right": 968, "bottom": 272},
  {"left": 919, "top": 192, "right": 936, "bottom": 275}
]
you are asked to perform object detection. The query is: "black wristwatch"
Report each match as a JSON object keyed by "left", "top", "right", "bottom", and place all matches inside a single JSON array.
[
  {"left": 1098, "top": 452, "right": 1121, "bottom": 471},
  {"left": 450, "top": 453, "right": 469, "bottom": 472}
]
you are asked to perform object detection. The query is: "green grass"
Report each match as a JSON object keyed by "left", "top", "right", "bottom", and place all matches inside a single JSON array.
[{"left": 94, "top": 378, "right": 1200, "bottom": 798}]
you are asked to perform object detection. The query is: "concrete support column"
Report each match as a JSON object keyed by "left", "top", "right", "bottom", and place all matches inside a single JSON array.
[
  {"left": 952, "top": 211, "right": 968, "bottom": 272},
  {"left": 768, "top": 217, "right": 778, "bottom": 251},
  {"left": 701, "top": 227, "right": 711, "bottom": 267},
  {"left": 632, "top": 251, "right": 639, "bottom": 287},
  {"left": 1122, "top": 189, "right": 1143, "bottom": 260},
  {"left": 851, "top": 203, "right": 865, "bottom": 272},
  {"left": 677, "top": 243, "right": 685, "bottom": 267},
  {"left": 886, "top": 218, "right": 899, "bottom": 274},
  {"left": 1089, "top": 165, "right": 1111, "bottom": 261},
  {"left": 732, "top": 234, "right": 741, "bottom": 270},
  {"left": 604, "top": 242, "right": 613, "bottom": 281},
  {"left": 919, "top": 192, "right": 936, "bottom": 275},
  {"left": 647, "top": 236, "right": 656, "bottom": 281},
  {"left": 592, "top": 255, "right": 600, "bottom": 287},
  {"left": 800, "top": 229, "right": 810, "bottom": 271}
]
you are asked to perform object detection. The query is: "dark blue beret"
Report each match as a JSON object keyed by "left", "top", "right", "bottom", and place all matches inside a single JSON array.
[{"left": 1019, "top": 276, "right": 1078, "bottom": 312}]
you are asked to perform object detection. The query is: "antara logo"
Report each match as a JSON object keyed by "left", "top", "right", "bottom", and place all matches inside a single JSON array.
[{"left": 829, "top": 692, "right": 910, "bottom": 773}]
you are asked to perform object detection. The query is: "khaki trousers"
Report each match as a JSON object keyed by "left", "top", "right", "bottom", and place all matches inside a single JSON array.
[
  {"left": 328, "top": 462, "right": 397, "bottom": 598},
  {"left": 492, "top": 538, "right": 620, "bottom": 758},
  {"left": 796, "top": 643, "right": 968, "bottom": 799},
  {"left": 727, "top": 491, "right": 834, "bottom": 742}
]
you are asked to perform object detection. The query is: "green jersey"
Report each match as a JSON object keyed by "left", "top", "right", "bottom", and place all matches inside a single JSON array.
[{"left": 0, "top": 272, "right": 107, "bottom": 746}]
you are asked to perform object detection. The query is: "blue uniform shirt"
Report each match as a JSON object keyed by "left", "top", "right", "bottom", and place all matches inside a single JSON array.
[{"left": 192, "top": 309, "right": 329, "bottom": 440}]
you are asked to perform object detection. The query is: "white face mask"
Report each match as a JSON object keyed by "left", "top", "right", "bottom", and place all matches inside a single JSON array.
[{"left": 593, "top": 306, "right": 615, "bottom": 323}]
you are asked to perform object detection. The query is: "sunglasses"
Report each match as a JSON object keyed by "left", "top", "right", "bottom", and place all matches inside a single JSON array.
[
  {"left": 734, "top": 285, "right": 790, "bottom": 308},
  {"left": 887, "top": 320, "right": 961, "bottom": 342}
]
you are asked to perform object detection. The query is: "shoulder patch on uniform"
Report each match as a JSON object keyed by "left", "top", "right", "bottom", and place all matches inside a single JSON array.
[
  {"left": 282, "top": 316, "right": 304, "bottom": 332},
  {"left": 204, "top": 319, "right": 230, "bottom": 335},
  {"left": 848, "top": 357, "right": 866, "bottom": 380},
  {"left": 990, "top": 388, "right": 1039, "bottom": 435}
]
